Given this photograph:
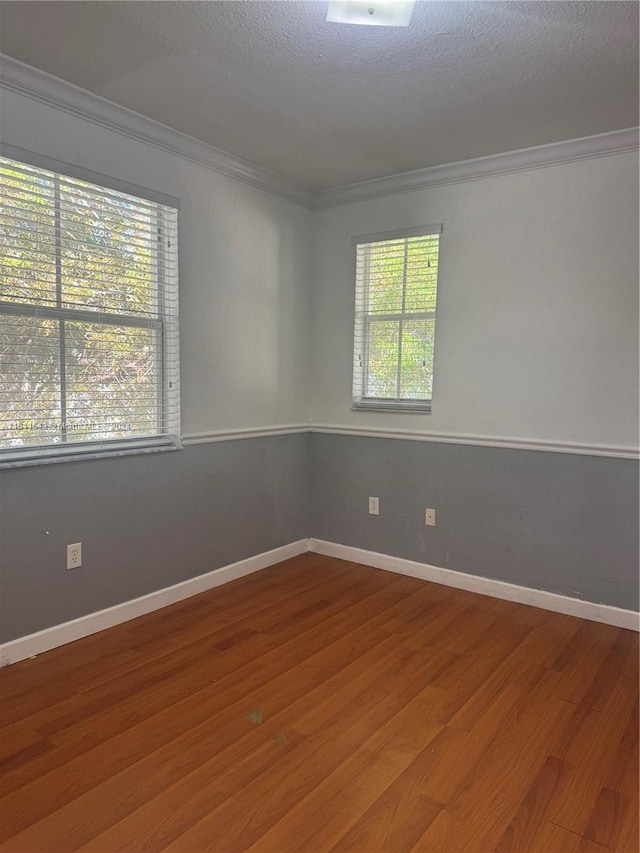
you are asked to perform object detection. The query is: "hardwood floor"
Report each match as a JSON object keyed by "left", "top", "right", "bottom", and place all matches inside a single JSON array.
[{"left": 0, "top": 553, "right": 637, "bottom": 852}]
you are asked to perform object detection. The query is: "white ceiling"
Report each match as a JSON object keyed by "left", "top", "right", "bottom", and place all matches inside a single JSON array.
[{"left": 0, "top": 1, "right": 637, "bottom": 191}]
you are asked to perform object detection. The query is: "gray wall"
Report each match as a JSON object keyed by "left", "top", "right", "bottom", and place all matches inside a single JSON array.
[
  {"left": 0, "top": 434, "right": 309, "bottom": 642},
  {"left": 309, "top": 433, "right": 639, "bottom": 611},
  {"left": 2, "top": 431, "right": 638, "bottom": 644}
]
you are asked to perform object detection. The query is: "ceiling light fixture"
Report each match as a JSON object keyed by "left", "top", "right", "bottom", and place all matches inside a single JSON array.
[{"left": 326, "top": 1, "right": 415, "bottom": 28}]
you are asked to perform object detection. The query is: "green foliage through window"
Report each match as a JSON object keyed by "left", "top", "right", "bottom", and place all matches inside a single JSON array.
[
  {"left": 353, "top": 230, "right": 440, "bottom": 408},
  {"left": 0, "top": 156, "right": 179, "bottom": 461}
]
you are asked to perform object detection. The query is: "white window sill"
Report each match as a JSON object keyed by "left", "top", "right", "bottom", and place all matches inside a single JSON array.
[
  {"left": 0, "top": 441, "right": 181, "bottom": 470},
  {"left": 352, "top": 400, "right": 432, "bottom": 414}
]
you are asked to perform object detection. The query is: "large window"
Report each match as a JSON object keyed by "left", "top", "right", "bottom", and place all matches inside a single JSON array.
[
  {"left": 0, "top": 153, "right": 180, "bottom": 465},
  {"left": 352, "top": 225, "right": 441, "bottom": 411}
]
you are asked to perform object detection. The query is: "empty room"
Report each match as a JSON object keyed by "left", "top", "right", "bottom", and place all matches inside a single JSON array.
[{"left": 0, "top": 1, "right": 638, "bottom": 851}]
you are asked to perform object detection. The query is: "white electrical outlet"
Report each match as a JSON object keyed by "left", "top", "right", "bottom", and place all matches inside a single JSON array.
[
  {"left": 368, "top": 496, "right": 379, "bottom": 515},
  {"left": 425, "top": 508, "right": 436, "bottom": 527},
  {"left": 67, "top": 542, "right": 82, "bottom": 570}
]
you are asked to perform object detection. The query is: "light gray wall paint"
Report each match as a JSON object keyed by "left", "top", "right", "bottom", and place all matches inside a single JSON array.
[
  {"left": 0, "top": 86, "right": 313, "bottom": 647},
  {"left": 1, "top": 82, "right": 637, "bottom": 648},
  {"left": 0, "top": 435, "right": 308, "bottom": 642},
  {"left": 1, "top": 87, "right": 313, "bottom": 438},
  {"left": 309, "top": 433, "right": 639, "bottom": 611},
  {"left": 311, "top": 152, "right": 639, "bottom": 452}
]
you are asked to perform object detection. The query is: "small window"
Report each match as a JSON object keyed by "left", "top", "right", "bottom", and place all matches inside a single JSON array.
[
  {"left": 352, "top": 225, "right": 441, "bottom": 412},
  {"left": 0, "top": 154, "right": 180, "bottom": 466}
]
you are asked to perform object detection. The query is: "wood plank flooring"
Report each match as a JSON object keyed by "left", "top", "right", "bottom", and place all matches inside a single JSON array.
[{"left": 0, "top": 553, "right": 637, "bottom": 852}]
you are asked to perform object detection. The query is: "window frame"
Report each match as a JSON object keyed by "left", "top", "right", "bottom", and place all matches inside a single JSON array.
[
  {"left": 0, "top": 146, "right": 181, "bottom": 468},
  {"left": 351, "top": 224, "right": 442, "bottom": 413}
]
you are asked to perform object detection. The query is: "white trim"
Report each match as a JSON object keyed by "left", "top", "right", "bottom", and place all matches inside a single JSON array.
[
  {"left": 309, "top": 424, "right": 640, "bottom": 460},
  {"left": 0, "top": 55, "right": 636, "bottom": 211},
  {"left": 0, "top": 443, "right": 179, "bottom": 470},
  {"left": 7, "top": 419, "right": 629, "bottom": 458},
  {"left": 0, "top": 539, "right": 310, "bottom": 667},
  {"left": 184, "top": 424, "right": 639, "bottom": 459},
  {"left": 2, "top": 536, "right": 636, "bottom": 666},
  {"left": 182, "top": 424, "right": 308, "bottom": 445},
  {"left": 317, "top": 127, "right": 640, "bottom": 208},
  {"left": 0, "top": 54, "right": 313, "bottom": 209},
  {"left": 309, "top": 540, "right": 640, "bottom": 632}
]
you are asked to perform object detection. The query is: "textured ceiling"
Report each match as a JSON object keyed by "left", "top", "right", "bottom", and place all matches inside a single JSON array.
[{"left": 0, "top": 1, "right": 637, "bottom": 190}]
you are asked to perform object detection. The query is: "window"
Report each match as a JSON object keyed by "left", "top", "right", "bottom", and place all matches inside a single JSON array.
[
  {"left": 352, "top": 225, "right": 441, "bottom": 412},
  {"left": 0, "top": 152, "right": 180, "bottom": 466}
]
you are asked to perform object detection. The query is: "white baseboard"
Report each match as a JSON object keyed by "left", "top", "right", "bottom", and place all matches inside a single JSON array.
[
  {"left": 309, "top": 539, "right": 639, "bottom": 632},
  {"left": 0, "top": 539, "right": 310, "bottom": 667},
  {"left": 2, "top": 535, "right": 636, "bottom": 667}
]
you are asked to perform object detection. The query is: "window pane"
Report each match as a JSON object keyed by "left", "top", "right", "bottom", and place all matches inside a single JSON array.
[
  {"left": 404, "top": 236, "right": 439, "bottom": 313},
  {"left": 400, "top": 319, "right": 435, "bottom": 399},
  {"left": 366, "top": 239, "right": 405, "bottom": 314},
  {"left": 353, "top": 229, "right": 440, "bottom": 407},
  {"left": 0, "top": 155, "right": 180, "bottom": 464},
  {"left": 65, "top": 321, "right": 159, "bottom": 443},
  {"left": 366, "top": 320, "right": 399, "bottom": 398},
  {"left": 60, "top": 180, "right": 156, "bottom": 316},
  {"left": 0, "top": 314, "right": 61, "bottom": 446},
  {"left": 0, "top": 163, "right": 56, "bottom": 306}
]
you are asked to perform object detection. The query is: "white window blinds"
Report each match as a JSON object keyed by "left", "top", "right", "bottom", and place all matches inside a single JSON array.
[
  {"left": 0, "top": 154, "right": 180, "bottom": 465},
  {"left": 352, "top": 225, "right": 441, "bottom": 411}
]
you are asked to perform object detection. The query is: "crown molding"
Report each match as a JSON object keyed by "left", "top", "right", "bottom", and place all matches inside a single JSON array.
[
  {"left": 1, "top": 54, "right": 637, "bottom": 212},
  {"left": 316, "top": 127, "right": 640, "bottom": 208},
  {"left": 0, "top": 54, "right": 315, "bottom": 209}
]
